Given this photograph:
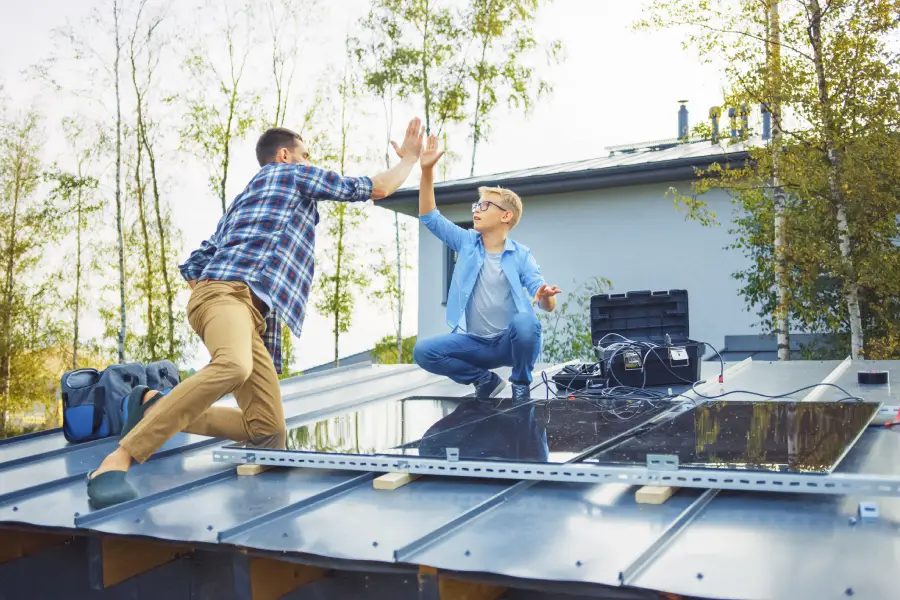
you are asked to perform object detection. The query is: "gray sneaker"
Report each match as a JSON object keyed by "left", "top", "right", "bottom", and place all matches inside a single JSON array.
[
  {"left": 474, "top": 372, "right": 506, "bottom": 398},
  {"left": 511, "top": 383, "right": 531, "bottom": 403}
]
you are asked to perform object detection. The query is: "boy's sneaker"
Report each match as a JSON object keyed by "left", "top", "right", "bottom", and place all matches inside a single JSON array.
[
  {"left": 474, "top": 372, "right": 506, "bottom": 398},
  {"left": 511, "top": 383, "right": 531, "bottom": 403}
]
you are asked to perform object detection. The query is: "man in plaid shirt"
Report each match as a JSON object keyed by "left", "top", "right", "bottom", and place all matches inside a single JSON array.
[{"left": 87, "top": 118, "right": 425, "bottom": 508}]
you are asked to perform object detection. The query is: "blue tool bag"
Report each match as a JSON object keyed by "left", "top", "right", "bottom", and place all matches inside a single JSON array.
[{"left": 60, "top": 360, "right": 179, "bottom": 444}]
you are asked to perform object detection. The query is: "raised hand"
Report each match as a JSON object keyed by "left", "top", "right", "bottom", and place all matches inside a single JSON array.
[
  {"left": 419, "top": 135, "right": 445, "bottom": 170},
  {"left": 532, "top": 284, "right": 562, "bottom": 306},
  {"left": 390, "top": 117, "right": 424, "bottom": 162}
]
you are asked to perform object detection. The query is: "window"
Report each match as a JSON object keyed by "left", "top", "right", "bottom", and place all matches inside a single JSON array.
[{"left": 442, "top": 222, "right": 474, "bottom": 305}]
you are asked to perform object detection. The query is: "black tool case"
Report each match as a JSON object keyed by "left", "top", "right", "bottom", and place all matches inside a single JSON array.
[{"left": 590, "top": 289, "right": 703, "bottom": 387}]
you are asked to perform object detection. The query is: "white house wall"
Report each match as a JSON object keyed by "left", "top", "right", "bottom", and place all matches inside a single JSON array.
[{"left": 416, "top": 181, "right": 757, "bottom": 357}]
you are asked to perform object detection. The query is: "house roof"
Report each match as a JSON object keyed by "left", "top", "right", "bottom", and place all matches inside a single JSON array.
[
  {"left": 1, "top": 357, "right": 898, "bottom": 599},
  {"left": 379, "top": 137, "right": 757, "bottom": 212}
]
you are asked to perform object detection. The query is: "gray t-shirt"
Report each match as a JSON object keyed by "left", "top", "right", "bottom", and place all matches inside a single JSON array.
[{"left": 466, "top": 252, "right": 517, "bottom": 338}]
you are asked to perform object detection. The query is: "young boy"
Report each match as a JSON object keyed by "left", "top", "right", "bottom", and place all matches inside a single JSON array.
[
  {"left": 86, "top": 118, "right": 425, "bottom": 509},
  {"left": 409, "top": 136, "right": 561, "bottom": 402}
]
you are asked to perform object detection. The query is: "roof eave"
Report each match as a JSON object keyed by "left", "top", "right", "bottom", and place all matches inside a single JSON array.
[{"left": 378, "top": 150, "right": 751, "bottom": 211}]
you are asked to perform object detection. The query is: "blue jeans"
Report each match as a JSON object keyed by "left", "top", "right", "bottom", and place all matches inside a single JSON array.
[{"left": 413, "top": 312, "right": 542, "bottom": 385}]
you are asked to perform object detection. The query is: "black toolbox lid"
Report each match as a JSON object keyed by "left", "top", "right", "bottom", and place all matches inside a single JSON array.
[{"left": 590, "top": 289, "right": 690, "bottom": 346}]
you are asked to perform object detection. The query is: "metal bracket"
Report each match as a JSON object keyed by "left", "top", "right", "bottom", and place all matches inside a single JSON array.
[
  {"left": 859, "top": 501, "right": 879, "bottom": 520},
  {"left": 647, "top": 454, "right": 679, "bottom": 471}
]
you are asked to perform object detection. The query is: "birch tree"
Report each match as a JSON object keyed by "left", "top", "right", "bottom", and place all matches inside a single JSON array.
[
  {"left": 47, "top": 119, "right": 103, "bottom": 370},
  {"left": 312, "top": 54, "right": 371, "bottom": 368},
  {"left": 463, "top": 0, "right": 560, "bottom": 175},
  {"left": 180, "top": 0, "right": 259, "bottom": 213},
  {"left": 0, "top": 110, "right": 65, "bottom": 434},
  {"left": 353, "top": 5, "right": 410, "bottom": 362},
  {"left": 642, "top": 0, "right": 900, "bottom": 359}
]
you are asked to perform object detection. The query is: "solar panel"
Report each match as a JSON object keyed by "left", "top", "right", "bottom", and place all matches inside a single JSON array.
[
  {"left": 588, "top": 400, "right": 880, "bottom": 473},
  {"left": 282, "top": 396, "right": 678, "bottom": 464}
]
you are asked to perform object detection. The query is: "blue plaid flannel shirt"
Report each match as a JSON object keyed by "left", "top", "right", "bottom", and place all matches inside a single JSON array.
[{"left": 179, "top": 162, "right": 373, "bottom": 373}]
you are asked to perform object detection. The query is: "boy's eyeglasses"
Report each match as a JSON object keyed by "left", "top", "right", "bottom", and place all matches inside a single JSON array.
[{"left": 472, "top": 200, "right": 508, "bottom": 213}]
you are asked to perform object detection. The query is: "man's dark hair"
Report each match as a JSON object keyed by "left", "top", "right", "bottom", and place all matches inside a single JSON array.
[{"left": 256, "top": 127, "right": 303, "bottom": 166}]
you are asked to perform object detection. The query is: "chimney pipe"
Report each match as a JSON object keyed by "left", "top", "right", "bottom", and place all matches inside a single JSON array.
[
  {"left": 709, "top": 106, "right": 722, "bottom": 142},
  {"left": 728, "top": 107, "right": 738, "bottom": 140},
  {"left": 678, "top": 100, "right": 689, "bottom": 141},
  {"left": 761, "top": 103, "right": 772, "bottom": 140},
  {"left": 739, "top": 103, "right": 750, "bottom": 137}
]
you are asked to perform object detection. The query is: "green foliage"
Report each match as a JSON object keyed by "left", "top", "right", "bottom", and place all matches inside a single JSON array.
[
  {"left": 642, "top": 0, "right": 900, "bottom": 357},
  {"left": 372, "top": 335, "right": 416, "bottom": 364},
  {"left": 178, "top": 2, "right": 260, "bottom": 213},
  {"left": 311, "top": 49, "right": 371, "bottom": 367},
  {"left": 464, "top": 0, "right": 560, "bottom": 175},
  {"left": 0, "top": 108, "right": 69, "bottom": 434},
  {"left": 538, "top": 276, "right": 611, "bottom": 364},
  {"left": 357, "top": 0, "right": 469, "bottom": 137}
]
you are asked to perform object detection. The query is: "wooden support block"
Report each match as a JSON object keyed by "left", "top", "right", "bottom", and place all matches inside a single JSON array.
[
  {"left": 94, "top": 536, "right": 191, "bottom": 588},
  {"left": 417, "top": 566, "right": 506, "bottom": 600},
  {"left": 246, "top": 557, "right": 326, "bottom": 600},
  {"left": 237, "top": 464, "right": 273, "bottom": 476},
  {"left": 439, "top": 576, "right": 506, "bottom": 600},
  {"left": 0, "top": 528, "right": 74, "bottom": 564},
  {"left": 374, "top": 472, "right": 421, "bottom": 490},
  {"left": 635, "top": 485, "right": 679, "bottom": 505}
]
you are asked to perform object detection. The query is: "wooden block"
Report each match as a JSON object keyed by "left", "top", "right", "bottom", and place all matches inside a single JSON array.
[
  {"left": 237, "top": 464, "right": 273, "bottom": 476},
  {"left": 248, "top": 557, "right": 326, "bottom": 600},
  {"left": 417, "top": 566, "right": 506, "bottom": 600},
  {"left": 0, "top": 528, "right": 73, "bottom": 564},
  {"left": 635, "top": 485, "right": 679, "bottom": 505},
  {"left": 374, "top": 472, "right": 421, "bottom": 490},
  {"left": 98, "top": 536, "right": 192, "bottom": 588},
  {"left": 439, "top": 576, "right": 506, "bottom": 600}
]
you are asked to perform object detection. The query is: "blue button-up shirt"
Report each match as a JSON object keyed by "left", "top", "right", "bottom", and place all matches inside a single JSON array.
[
  {"left": 179, "top": 163, "right": 373, "bottom": 373},
  {"left": 420, "top": 208, "right": 545, "bottom": 332}
]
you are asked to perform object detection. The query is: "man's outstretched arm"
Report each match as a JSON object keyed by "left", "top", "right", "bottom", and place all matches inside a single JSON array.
[{"left": 370, "top": 117, "right": 424, "bottom": 199}]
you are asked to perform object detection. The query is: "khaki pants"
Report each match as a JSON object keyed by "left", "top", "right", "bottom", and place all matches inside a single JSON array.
[{"left": 120, "top": 281, "right": 286, "bottom": 463}]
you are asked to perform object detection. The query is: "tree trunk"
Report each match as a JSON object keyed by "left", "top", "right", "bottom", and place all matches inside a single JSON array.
[
  {"left": 768, "top": 0, "right": 790, "bottom": 361},
  {"left": 220, "top": 91, "right": 237, "bottom": 214},
  {"left": 469, "top": 37, "right": 490, "bottom": 178},
  {"left": 394, "top": 212, "right": 403, "bottom": 362},
  {"left": 131, "top": 43, "right": 157, "bottom": 359},
  {"left": 383, "top": 94, "right": 404, "bottom": 363},
  {"left": 114, "top": 0, "right": 126, "bottom": 363},
  {"left": 135, "top": 137, "right": 156, "bottom": 359},
  {"left": 422, "top": 1, "right": 431, "bottom": 135},
  {"left": 73, "top": 187, "right": 83, "bottom": 369},
  {"left": 144, "top": 139, "right": 175, "bottom": 358},
  {"left": 808, "top": 0, "right": 864, "bottom": 358},
  {"left": 0, "top": 160, "right": 22, "bottom": 434},
  {"left": 333, "top": 206, "right": 345, "bottom": 368}
]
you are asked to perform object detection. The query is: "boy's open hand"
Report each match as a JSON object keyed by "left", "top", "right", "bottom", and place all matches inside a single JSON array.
[
  {"left": 390, "top": 117, "right": 425, "bottom": 162},
  {"left": 419, "top": 135, "right": 445, "bottom": 170},
  {"left": 532, "top": 284, "right": 562, "bottom": 306}
]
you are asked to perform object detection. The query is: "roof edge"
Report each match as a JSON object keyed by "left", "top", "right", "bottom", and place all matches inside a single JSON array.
[{"left": 379, "top": 150, "right": 751, "bottom": 209}]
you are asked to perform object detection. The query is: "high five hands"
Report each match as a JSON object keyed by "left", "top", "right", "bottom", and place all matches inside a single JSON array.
[
  {"left": 390, "top": 118, "right": 425, "bottom": 163},
  {"left": 532, "top": 284, "right": 562, "bottom": 308},
  {"left": 393, "top": 130, "right": 444, "bottom": 169}
]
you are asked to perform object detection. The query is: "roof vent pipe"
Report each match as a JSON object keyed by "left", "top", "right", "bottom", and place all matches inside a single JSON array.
[
  {"left": 761, "top": 103, "right": 772, "bottom": 140},
  {"left": 709, "top": 106, "right": 722, "bottom": 143},
  {"left": 739, "top": 103, "right": 750, "bottom": 137},
  {"left": 728, "top": 107, "right": 738, "bottom": 140},
  {"left": 678, "top": 100, "right": 689, "bottom": 141}
]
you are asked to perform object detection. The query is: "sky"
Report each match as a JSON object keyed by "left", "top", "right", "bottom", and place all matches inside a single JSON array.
[{"left": 0, "top": 0, "right": 725, "bottom": 372}]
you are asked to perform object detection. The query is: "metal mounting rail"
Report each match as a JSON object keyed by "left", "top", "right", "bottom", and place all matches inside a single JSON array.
[{"left": 212, "top": 447, "right": 900, "bottom": 498}]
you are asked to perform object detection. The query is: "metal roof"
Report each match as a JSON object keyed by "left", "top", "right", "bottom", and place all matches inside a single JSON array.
[
  {"left": 1, "top": 358, "right": 899, "bottom": 600},
  {"left": 380, "top": 138, "right": 758, "bottom": 212}
]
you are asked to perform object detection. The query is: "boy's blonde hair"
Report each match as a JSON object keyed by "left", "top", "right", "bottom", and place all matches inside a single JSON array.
[{"left": 478, "top": 186, "right": 523, "bottom": 228}]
